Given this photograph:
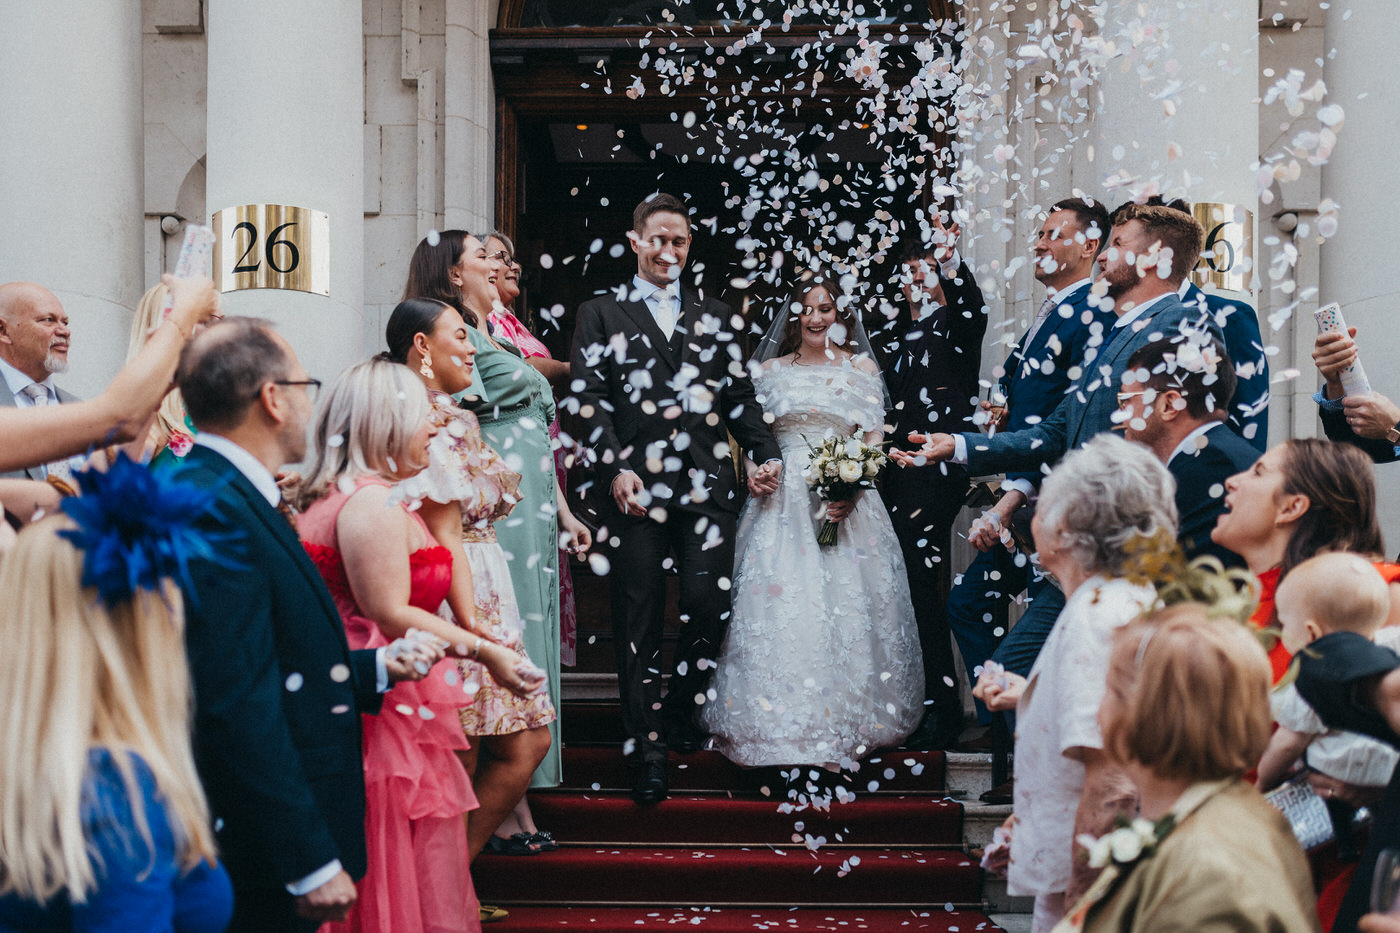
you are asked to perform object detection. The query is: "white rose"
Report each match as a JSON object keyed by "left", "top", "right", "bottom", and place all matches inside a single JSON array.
[
  {"left": 1109, "top": 827, "right": 1144, "bottom": 863},
  {"left": 838, "top": 461, "right": 863, "bottom": 483},
  {"left": 824, "top": 462, "right": 839, "bottom": 478},
  {"left": 1079, "top": 833, "right": 1112, "bottom": 869},
  {"left": 864, "top": 459, "right": 880, "bottom": 477}
]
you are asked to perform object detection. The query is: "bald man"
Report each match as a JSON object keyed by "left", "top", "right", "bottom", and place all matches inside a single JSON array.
[{"left": 0, "top": 282, "right": 78, "bottom": 481}]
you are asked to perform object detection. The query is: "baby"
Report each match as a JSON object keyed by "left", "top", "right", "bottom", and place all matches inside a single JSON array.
[{"left": 1257, "top": 551, "right": 1399, "bottom": 860}]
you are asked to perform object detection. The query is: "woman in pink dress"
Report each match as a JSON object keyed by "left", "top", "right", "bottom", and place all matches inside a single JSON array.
[
  {"left": 483, "top": 232, "right": 578, "bottom": 670},
  {"left": 295, "top": 358, "right": 543, "bottom": 933}
]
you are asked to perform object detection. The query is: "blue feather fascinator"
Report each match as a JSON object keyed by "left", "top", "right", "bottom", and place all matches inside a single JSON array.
[{"left": 58, "top": 452, "right": 232, "bottom": 608}]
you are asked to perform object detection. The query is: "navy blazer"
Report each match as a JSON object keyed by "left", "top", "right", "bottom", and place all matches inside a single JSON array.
[
  {"left": 1318, "top": 398, "right": 1400, "bottom": 464},
  {"left": 962, "top": 292, "right": 1221, "bottom": 475},
  {"left": 571, "top": 285, "right": 780, "bottom": 517},
  {"left": 1168, "top": 422, "right": 1258, "bottom": 567},
  {"left": 172, "top": 445, "right": 382, "bottom": 892},
  {"left": 1181, "top": 283, "right": 1269, "bottom": 451},
  {"left": 994, "top": 281, "right": 1116, "bottom": 488}
]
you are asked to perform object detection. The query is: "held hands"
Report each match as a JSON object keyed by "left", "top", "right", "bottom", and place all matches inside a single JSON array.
[
  {"left": 747, "top": 460, "right": 783, "bottom": 498},
  {"left": 968, "top": 510, "right": 1007, "bottom": 553},
  {"left": 889, "top": 432, "right": 956, "bottom": 467},
  {"left": 1313, "top": 327, "right": 1358, "bottom": 399},
  {"left": 294, "top": 869, "right": 357, "bottom": 923},
  {"left": 973, "top": 662, "right": 1026, "bottom": 712},
  {"left": 383, "top": 629, "right": 449, "bottom": 683},
  {"left": 611, "top": 471, "right": 648, "bottom": 517},
  {"left": 479, "top": 640, "right": 548, "bottom": 697}
]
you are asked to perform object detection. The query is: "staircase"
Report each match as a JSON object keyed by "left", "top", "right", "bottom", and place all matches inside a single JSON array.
[{"left": 472, "top": 699, "right": 1009, "bottom": 932}]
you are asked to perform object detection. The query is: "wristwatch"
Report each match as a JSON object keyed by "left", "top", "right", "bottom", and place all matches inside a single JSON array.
[{"left": 1386, "top": 421, "right": 1400, "bottom": 445}]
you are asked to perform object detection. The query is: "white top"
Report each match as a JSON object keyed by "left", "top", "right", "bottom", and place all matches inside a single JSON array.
[
  {"left": 1271, "top": 627, "right": 1400, "bottom": 787},
  {"left": 1008, "top": 575, "right": 1157, "bottom": 897}
]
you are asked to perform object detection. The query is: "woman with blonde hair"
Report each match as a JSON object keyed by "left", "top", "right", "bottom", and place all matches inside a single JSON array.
[
  {"left": 295, "top": 357, "right": 531, "bottom": 933},
  {"left": 0, "top": 458, "right": 232, "bottom": 931},
  {"left": 1057, "top": 604, "right": 1317, "bottom": 932},
  {"left": 124, "top": 281, "right": 198, "bottom": 461}
]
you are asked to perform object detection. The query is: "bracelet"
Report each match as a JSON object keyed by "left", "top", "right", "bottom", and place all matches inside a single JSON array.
[{"left": 161, "top": 316, "right": 191, "bottom": 340}]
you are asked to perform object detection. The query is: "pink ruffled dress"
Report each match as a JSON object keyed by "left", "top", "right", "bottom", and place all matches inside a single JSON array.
[{"left": 300, "top": 478, "right": 481, "bottom": 933}]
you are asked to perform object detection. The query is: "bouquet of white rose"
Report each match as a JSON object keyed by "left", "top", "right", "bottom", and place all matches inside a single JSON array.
[{"left": 802, "top": 433, "right": 889, "bottom": 546}]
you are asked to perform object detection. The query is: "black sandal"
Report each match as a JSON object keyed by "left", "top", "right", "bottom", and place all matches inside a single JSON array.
[
  {"left": 529, "top": 830, "right": 558, "bottom": 852},
  {"left": 486, "top": 832, "right": 542, "bottom": 856}
]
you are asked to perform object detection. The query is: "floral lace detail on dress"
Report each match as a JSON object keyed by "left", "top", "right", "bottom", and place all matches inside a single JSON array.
[{"left": 395, "top": 393, "right": 523, "bottom": 539}]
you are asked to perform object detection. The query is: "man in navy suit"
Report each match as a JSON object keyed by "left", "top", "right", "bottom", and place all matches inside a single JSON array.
[
  {"left": 895, "top": 204, "right": 1219, "bottom": 680},
  {"left": 1118, "top": 336, "right": 1257, "bottom": 566},
  {"left": 945, "top": 198, "right": 1115, "bottom": 727},
  {"left": 172, "top": 318, "right": 440, "bottom": 932}
]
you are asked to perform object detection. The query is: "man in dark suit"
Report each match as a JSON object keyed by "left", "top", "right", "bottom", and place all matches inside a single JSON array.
[
  {"left": 571, "top": 193, "right": 782, "bottom": 803},
  {"left": 881, "top": 217, "right": 988, "bottom": 749},
  {"left": 0, "top": 281, "right": 80, "bottom": 482},
  {"left": 171, "top": 317, "right": 439, "bottom": 932},
  {"left": 946, "top": 198, "right": 1114, "bottom": 730},
  {"left": 1119, "top": 336, "right": 1257, "bottom": 566}
]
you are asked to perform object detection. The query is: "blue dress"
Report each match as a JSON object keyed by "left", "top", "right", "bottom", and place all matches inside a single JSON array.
[{"left": 0, "top": 749, "right": 233, "bottom": 933}]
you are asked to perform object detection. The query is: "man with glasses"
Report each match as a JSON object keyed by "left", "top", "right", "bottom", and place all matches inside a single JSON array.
[{"left": 169, "top": 317, "right": 434, "bottom": 933}]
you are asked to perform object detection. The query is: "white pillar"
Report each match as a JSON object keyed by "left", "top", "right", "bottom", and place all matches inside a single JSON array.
[
  {"left": 1091, "top": 0, "right": 1258, "bottom": 210},
  {"left": 0, "top": 3, "right": 143, "bottom": 399},
  {"left": 206, "top": 0, "right": 365, "bottom": 380},
  {"left": 1318, "top": 2, "right": 1400, "bottom": 546}
]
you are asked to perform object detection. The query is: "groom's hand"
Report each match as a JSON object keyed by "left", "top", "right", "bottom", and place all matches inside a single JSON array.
[
  {"left": 612, "top": 471, "right": 647, "bottom": 517},
  {"left": 748, "top": 460, "right": 782, "bottom": 497},
  {"left": 890, "top": 432, "right": 955, "bottom": 466}
]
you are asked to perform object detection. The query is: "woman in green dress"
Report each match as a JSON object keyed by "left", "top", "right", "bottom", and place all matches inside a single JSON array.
[{"left": 403, "top": 231, "right": 591, "bottom": 789}]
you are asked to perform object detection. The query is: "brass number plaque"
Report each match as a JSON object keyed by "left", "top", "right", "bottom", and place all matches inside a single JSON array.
[
  {"left": 1190, "top": 202, "right": 1253, "bottom": 294},
  {"left": 212, "top": 204, "right": 330, "bottom": 296}
]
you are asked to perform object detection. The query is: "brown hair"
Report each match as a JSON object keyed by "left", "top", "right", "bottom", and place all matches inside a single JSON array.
[
  {"left": 633, "top": 193, "right": 689, "bottom": 233},
  {"left": 402, "top": 229, "right": 479, "bottom": 328},
  {"left": 1050, "top": 197, "right": 1111, "bottom": 256},
  {"left": 1276, "top": 552, "right": 1391, "bottom": 638},
  {"left": 1278, "top": 438, "right": 1383, "bottom": 581},
  {"left": 775, "top": 278, "right": 857, "bottom": 359},
  {"left": 1124, "top": 335, "right": 1237, "bottom": 422},
  {"left": 1103, "top": 604, "right": 1272, "bottom": 781},
  {"left": 1110, "top": 203, "right": 1204, "bottom": 285}
]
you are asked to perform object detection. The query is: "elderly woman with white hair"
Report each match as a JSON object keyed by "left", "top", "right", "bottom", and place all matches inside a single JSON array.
[{"left": 975, "top": 433, "right": 1178, "bottom": 933}]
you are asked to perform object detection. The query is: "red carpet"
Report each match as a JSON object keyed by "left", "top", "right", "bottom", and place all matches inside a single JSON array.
[{"left": 476, "top": 701, "right": 1000, "bottom": 931}]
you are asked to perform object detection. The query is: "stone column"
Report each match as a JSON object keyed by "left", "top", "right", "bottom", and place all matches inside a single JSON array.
[
  {"left": 206, "top": 0, "right": 364, "bottom": 380},
  {"left": 0, "top": 3, "right": 144, "bottom": 399}
]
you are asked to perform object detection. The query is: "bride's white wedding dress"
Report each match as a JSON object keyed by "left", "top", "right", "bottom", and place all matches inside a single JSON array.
[{"left": 701, "top": 358, "right": 925, "bottom": 767}]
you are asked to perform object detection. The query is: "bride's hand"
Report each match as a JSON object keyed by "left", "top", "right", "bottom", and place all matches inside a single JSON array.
[{"left": 826, "top": 499, "right": 855, "bottom": 522}]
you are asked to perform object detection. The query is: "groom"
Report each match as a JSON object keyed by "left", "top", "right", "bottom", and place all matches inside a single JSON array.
[{"left": 572, "top": 193, "right": 782, "bottom": 803}]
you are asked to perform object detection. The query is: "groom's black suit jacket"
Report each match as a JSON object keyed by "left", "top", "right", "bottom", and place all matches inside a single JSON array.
[
  {"left": 571, "top": 284, "right": 780, "bottom": 517},
  {"left": 172, "top": 444, "right": 382, "bottom": 894}
]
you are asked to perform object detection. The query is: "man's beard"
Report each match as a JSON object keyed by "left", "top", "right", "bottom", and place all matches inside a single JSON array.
[{"left": 43, "top": 349, "right": 68, "bottom": 374}]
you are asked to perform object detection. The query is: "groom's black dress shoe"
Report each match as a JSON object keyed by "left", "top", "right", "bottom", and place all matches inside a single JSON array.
[
  {"left": 668, "top": 727, "right": 706, "bottom": 755},
  {"left": 632, "top": 760, "right": 669, "bottom": 805}
]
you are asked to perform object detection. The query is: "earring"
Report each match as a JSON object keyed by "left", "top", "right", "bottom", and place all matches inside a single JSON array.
[{"left": 420, "top": 354, "right": 434, "bottom": 379}]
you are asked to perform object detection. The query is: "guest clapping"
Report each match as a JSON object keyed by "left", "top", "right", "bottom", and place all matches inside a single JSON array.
[
  {"left": 975, "top": 434, "right": 1176, "bottom": 932},
  {"left": 294, "top": 357, "right": 486, "bottom": 932},
  {"left": 1061, "top": 604, "right": 1318, "bottom": 932},
  {"left": 0, "top": 460, "right": 232, "bottom": 932}
]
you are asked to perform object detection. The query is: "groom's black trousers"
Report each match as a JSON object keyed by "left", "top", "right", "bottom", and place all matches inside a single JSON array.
[{"left": 609, "top": 500, "right": 736, "bottom": 764}]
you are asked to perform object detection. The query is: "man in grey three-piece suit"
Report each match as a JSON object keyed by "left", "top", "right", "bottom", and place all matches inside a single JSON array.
[{"left": 0, "top": 281, "right": 80, "bottom": 482}]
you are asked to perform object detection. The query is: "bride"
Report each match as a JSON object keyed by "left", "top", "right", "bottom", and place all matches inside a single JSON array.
[{"left": 701, "top": 278, "right": 925, "bottom": 767}]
